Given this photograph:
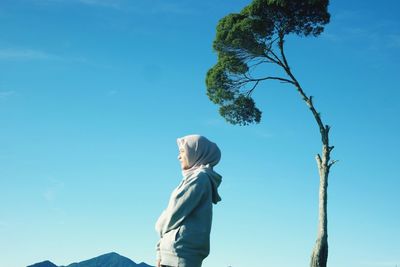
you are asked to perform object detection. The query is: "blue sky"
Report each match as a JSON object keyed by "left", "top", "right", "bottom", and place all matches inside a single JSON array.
[{"left": 0, "top": 0, "right": 399, "bottom": 267}]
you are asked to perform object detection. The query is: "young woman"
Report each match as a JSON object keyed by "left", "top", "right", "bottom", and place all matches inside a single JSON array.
[{"left": 155, "top": 134, "right": 222, "bottom": 267}]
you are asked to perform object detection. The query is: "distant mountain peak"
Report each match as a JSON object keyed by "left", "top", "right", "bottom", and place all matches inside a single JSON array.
[
  {"left": 28, "top": 252, "right": 153, "bottom": 267},
  {"left": 104, "top": 252, "right": 119, "bottom": 256},
  {"left": 66, "top": 251, "right": 137, "bottom": 267},
  {"left": 27, "top": 260, "right": 58, "bottom": 267},
  {"left": 97, "top": 252, "right": 120, "bottom": 257}
]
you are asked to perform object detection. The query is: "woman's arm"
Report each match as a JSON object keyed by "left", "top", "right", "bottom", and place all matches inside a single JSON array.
[
  {"left": 161, "top": 173, "right": 210, "bottom": 234},
  {"left": 155, "top": 210, "right": 167, "bottom": 237}
]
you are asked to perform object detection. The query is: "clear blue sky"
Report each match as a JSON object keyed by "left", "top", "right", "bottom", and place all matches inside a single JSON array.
[{"left": 1, "top": 1, "right": 399, "bottom": 267}]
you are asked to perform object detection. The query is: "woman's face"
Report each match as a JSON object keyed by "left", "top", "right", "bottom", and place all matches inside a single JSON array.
[{"left": 178, "top": 147, "right": 190, "bottom": 170}]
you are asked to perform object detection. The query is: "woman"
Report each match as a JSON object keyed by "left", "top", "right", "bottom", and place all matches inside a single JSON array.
[{"left": 155, "top": 134, "right": 222, "bottom": 267}]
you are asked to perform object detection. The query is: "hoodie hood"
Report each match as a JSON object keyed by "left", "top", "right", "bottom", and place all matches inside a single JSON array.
[
  {"left": 177, "top": 134, "right": 222, "bottom": 204},
  {"left": 201, "top": 165, "right": 222, "bottom": 204}
]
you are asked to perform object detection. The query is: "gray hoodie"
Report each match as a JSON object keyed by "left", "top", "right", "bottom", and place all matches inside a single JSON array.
[{"left": 155, "top": 135, "right": 222, "bottom": 267}]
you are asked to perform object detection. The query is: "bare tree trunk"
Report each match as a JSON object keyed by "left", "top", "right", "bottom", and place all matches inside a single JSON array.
[
  {"left": 310, "top": 143, "right": 330, "bottom": 267},
  {"left": 276, "top": 35, "right": 337, "bottom": 267}
]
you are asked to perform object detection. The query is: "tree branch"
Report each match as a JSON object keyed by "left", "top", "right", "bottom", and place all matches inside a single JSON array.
[
  {"left": 263, "top": 53, "right": 281, "bottom": 65},
  {"left": 263, "top": 36, "right": 284, "bottom": 66},
  {"left": 269, "top": 49, "right": 284, "bottom": 67},
  {"left": 328, "top": 159, "right": 338, "bottom": 168},
  {"left": 278, "top": 32, "right": 327, "bottom": 139},
  {"left": 248, "top": 59, "right": 274, "bottom": 71},
  {"left": 241, "top": 73, "right": 294, "bottom": 85},
  {"left": 316, "top": 154, "right": 322, "bottom": 169},
  {"left": 278, "top": 31, "right": 291, "bottom": 72},
  {"left": 246, "top": 80, "right": 260, "bottom": 96},
  {"left": 241, "top": 74, "right": 294, "bottom": 96},
  {"left": 250, "top": 76, "right": 294, "bottom": 84}
]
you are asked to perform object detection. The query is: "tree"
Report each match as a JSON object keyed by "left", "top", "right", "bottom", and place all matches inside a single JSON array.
[{"left": 205, "top": 1, "right": 336, "bottom": 267}]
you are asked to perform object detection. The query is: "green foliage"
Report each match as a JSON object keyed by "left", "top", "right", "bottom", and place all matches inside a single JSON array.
[
  {"left": 213, "top": 13, "right": 269, "bottom": 56},
  {"left": 206, "top": 0, "right": 330, "bottom": 125},
  {"left": 243, "top": 0, "right": 330, "bottom": 37},
  {"left": 206, "top": 63, "right": 234, "bottom": 105},
  {"left": 219, "top": 95, "right": 262, "bottom": 125}
]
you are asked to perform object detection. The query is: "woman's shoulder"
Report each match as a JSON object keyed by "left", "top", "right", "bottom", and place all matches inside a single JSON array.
[{"left": 185, "top": 169, "right": 210, "bottom": 185}]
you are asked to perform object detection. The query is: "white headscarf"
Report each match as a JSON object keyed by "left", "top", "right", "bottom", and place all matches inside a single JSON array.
[{"left": 177, "top": 134, "right": 222, "bottom": 204}]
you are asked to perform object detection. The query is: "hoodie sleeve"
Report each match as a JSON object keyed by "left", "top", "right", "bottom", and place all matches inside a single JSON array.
[
  {"left": 155, "top": 210, "right": 166, "bottom": 237},
  {"left": 160, "top": 173, "right": 210, "bottom": 235}
]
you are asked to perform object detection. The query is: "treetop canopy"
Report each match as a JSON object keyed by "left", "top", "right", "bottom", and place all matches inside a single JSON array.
[{"left": 206, "top": 0, "right": 330, "bottom": 125}]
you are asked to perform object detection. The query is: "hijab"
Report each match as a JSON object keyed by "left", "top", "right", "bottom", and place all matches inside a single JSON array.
[{"left": 177, "top": 134, "right": 222, "bottom": 204}]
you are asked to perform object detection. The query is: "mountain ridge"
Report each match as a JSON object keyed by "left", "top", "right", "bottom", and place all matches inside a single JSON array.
[
  {"left": 27, "top": 252, "right": 153, "bottom": 267},
  {"left": 27, "top": 260, "right": 58, "bottom": 267}
]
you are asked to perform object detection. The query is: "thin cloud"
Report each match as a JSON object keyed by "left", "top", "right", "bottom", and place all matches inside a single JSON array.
[
  {"left": 43, "top": 178, "right": 65, "bottom": 202},
  {"left": 0, "top": 47, "right": 112, "bottom": 69},
  {"left": 33, "top": 0, "right": 196, "bottom": 15},
  {"left": 107, "top": 90, "right": 118, "bottom": 96},
  {"left": 42, "top": 178, "right": 68, "bottom": 225},
  {"left": 33, "top": 0, "right": 122, "bottom": 9},
  {"left": 387, "top": 34, "right": 400, "bottom": 48},
  {"left": 0, "top": 48, "right": 62, "bottom": 61},
  {"left": 254, "top": 130, "right": 274, "bottom": 139},
  {"left": 77, "top": 0, "right": 121, "bottom": 9},
  {"left": 322, "top": 21, "right": 399, "bottom": 71},
  {"left": 149, "top": 2, "right": 195, "bottom": 15},
  {"left": 323, "top": 10, "right": 400, "bottom": 51},
  {"left": 0, "top": 221, "right": 8, "bottom": 232},
  {"left": 340, "top": 26, "right": 400, "bottom": 51},
  {"left": 360, "top": 260, "right": 400, "bottom": 267},
  {"left": 0, "top": 90, "right": 16, "bottom": 99},
  {"left": 333, "top": 9, "right": 363, "bottom": 22},
  {"left": 204, "top": 118, "right": 224, "bottom": 127},
  {"left": 43, "top": 189, "right": 56, "bottom": 202}
]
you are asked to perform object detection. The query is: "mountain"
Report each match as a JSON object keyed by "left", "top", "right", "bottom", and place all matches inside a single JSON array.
[
  {"left": 27, "top": 252, "right": 153, "bottom": 267},
  {"left": 64, "top": 252, "right": 152, "bottom": 267},
  {"left": 27, "top": 260, "right": 58, "bottom": 267}
]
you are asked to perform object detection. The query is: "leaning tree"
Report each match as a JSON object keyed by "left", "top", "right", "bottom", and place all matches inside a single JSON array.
[{"left": 205, "top": 0, "right": 337, "bottom": 267}]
